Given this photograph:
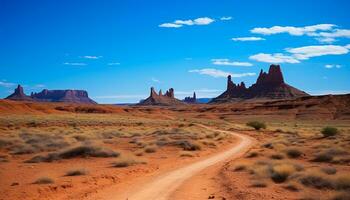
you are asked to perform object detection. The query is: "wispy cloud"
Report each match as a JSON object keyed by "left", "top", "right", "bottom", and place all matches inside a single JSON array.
[
  {"left": 232, "top": 37, "right": 265, "bottom": 41},
  {"left": 286, "top": 45, "right": 349, "bottom": 60},
  {"left": 325, "top": 64, "right": 342, "bottom": 69},
  {"left": 82, "top": 55, "right": 102, "bottom": 59},
  {"left": 211, "top": 59, "right": 253, "bottom": 66},
  {"left": 64, "top": 62, "right": 87, "bottom": 66},
  {"left": 309, "top": 90, "right": 350, "bottom": 95},
  {"left": 220, "top": 16, "right": 232, "bottom": 21},
  {"left": 107, "top": 62, "right": 120, "bottom": 66},
  {"left": 250, "top": 44, "right": 349, "bottom": 64},
  {"left": 249, "top": 53, "right": 300, "bottom": 64},
  {"left": 159, "top": 17, "right": 215, "bottom": 28},
  {"left": 251, "top": 24, "right": 335, "bottom": 36},
  {"left": 151, "top": 78, "right": 160, "bottom": 83},
  {"left": 189, "top": 68, "right": 255, "bottom": 78},
  {"left": 0, "top": 80, "right": 16, "bottom": 87}
]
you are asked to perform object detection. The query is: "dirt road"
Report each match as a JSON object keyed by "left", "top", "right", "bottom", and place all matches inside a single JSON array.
[{"left": 122, "top": 126, "right": 254, "bottom": 200}]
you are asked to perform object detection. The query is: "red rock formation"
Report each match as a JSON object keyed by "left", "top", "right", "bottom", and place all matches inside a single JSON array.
[
  {"left": 211, "top": 64, "right": 309, "bottom": 103},
  {"left": 5, "top": 85, "right": 96, "bottom": 104},
  {"left": 183, "top": 92, "right": 197, "bottom": 103},
  {"left": 139, "top": 87, "right": 185, "bottom": 106},
  {"left": 5, "top": 85, "right": 33, "bottom": 101}
]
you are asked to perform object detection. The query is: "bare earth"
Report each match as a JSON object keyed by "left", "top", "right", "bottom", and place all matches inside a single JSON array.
[{"left": 112, "top": 126, "right": 253, "bottom": 200}]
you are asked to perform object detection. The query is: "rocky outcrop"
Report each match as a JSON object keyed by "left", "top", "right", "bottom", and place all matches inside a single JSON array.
[
  {"left": 31, "top": 89, "right": 96, "bottom": 104},
  {"left": 183, "top": 92, "right": 197, "bottom": 103},
  {"left": 5, "top": 85, "right": 96, "bottom": 104},
  {"left": 138, "top": 87, "right": 185, "bottom": 106},
  {"left": 211, "top": 65, "right": 309, "bottom": 103},
  {"left": 5, "top": 85, "right": 33, "bottom": 101}
]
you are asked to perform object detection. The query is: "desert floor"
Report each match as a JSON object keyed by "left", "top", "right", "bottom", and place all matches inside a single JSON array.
[{"left": 0, "top": 101, "right": 350, "bottom": 200}]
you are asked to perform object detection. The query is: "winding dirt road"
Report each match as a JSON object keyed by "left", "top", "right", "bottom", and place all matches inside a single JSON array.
[{"left": 123, "top": 126, "right": 254, "bottom": 200}]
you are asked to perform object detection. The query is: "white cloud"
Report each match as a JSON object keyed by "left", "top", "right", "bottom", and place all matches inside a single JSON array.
[
  {"left": 232, "top": 37, "right": 265, "bottom": 41},
  {"left": 0, "top": 81, "right": 16, "bottom": 87},
  {"left": 151, "top": 78, "right": 160, "bottom": 83},
  {"left": 316, "top": 37, "right": 336, "bottom": 43},
  {"left": 325, "top": 64, "right": 342, "bottom": 69},
  {"left": 159, "top": 17, "right": 215, "bottom": 28},
  {"left": 220, "top": 16, "right": 232, "bottom": 21},
  {"left": 249, "top": 53, "right": 300, "bottom": 64},
  {"left": 189, "top": 68, "right": 255, "bottom": 78},
  {"left": 64, "top": 62, "right": 87, "bottom": 66},
  {"left": 286, "top": 45, "right": 349, "bottom": 60},
  {"left": 345, "top": 44, "right": 350, "bottom": 49},
  {"left": 309, "top": 90, "right": 350, "bottom": 95},
  {"left": 193, "top": 17, "right": 215, "bottom": 25},
  {"left": 82, "top": 55, "right": 102, "bottom": 59},
  {"left": 211, "top": 59, "right": 253, "bottom": 66},
  {"left": 316, "top": 29, "right": 350, "bottom": 38},
  {"left": 251, "top": 24, "right": 335, "bottom": 36},
  {"left": 159, "top": 23, "right": 183, "bottom": 28},
  {"left": 107, "top": 62, "right": 120, "bottom": 66}
]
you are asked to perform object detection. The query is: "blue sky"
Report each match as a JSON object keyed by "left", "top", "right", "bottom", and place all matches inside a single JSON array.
[{"left": 0, "top": 0, "right": 349, "bottom": 103}]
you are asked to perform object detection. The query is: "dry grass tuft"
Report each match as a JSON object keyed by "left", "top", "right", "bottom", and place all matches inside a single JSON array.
[
  {"left": 271, "top": 163, "right": 297, "bottom": 183},
  {"left": 285, "top": 148, "right": 302, "bottom": 158},
  {"left": 112, "top": 155, "right": 146, "bottom": 168},
  {"left": 250, "top": 180, "right": 267, "bottom": 188},
  {"left": 33, "top": 177, "right": 54, "bottom": 184},
  {"left": 65, "top": 168, "right": 87, "bottom": 176}
]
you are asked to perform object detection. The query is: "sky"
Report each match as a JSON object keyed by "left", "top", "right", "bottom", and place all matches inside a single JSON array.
[{"left": 0, "top": 0, "right": 349, "bottom": 103}]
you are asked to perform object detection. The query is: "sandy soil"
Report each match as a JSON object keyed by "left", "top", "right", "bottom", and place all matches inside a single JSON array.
[{"left": 88, "top": 126, "right": 253, "bottom": 200}]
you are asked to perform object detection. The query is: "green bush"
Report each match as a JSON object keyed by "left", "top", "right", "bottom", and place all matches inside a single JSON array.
[
  {"left": 246, "top": 121, "right": 266, "bottom": 130},
  {"left": 321, "top": 127, "right": 338, "bottom": 137}
]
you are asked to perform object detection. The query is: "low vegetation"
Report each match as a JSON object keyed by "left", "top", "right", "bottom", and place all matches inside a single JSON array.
[
  {"left": 65, "top": 168, "right": 88, "bottom": 176},
  {"left": 321, "top": 126, "right": 339, "bottom": 137},
  {"left": 33, "top": 177, "right": 54, "bottom": 184},
  {"left": 246, "top": 121, "right": 266, "bottom": 130}
]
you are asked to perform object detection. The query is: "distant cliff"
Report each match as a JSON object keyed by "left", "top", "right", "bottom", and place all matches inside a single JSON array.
[
  {"left": 138, "top": 87, "right": 185, "bottom": 106},
  {"left": 211, "top": 64, "right": 309, "bottom": 103},
  {"left": 5, "top": 85, "right": 96, "bottom": 104}
]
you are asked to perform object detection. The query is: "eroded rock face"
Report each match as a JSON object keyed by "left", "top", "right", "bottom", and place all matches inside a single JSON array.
[
  {"left": 31, "top": 89, "right": 96, "bottom": 104},
  {"left": 211, "top": 64, "right": 309, "bottom": 103},
  {"left": 139, "top": 87, "right": 185, "bottom": 106},
  {"left": 5, "top": 85, "right": 33, "bottom": 101},
  {"left": 5, "top": 85, "right": 96, "bottom": 104},
  {"left": 184, "top": 92, "right": 197, "bottom": 103}
]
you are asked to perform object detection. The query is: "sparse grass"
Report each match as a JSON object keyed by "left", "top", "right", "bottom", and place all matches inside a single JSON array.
[
  {"left": 333, "top": 174, "right": 350, "bottom": 190},
  {"left": 250, "top": 180, "right": 267, "bottom": 187},
  {"left": 270, "top": 153, "right": 284, "bottom": 160},
  {"left": 112, "top": 155, "right": 146, "bottom": 168},
  {"left": 321, "top": 167, "right": 337, "bottom": 175},
  {"left": 65, "top": 168, "right": 87, "bottom": 176},
  {"left": 26, "top": 145, "right": 119, "bottom": 163},
  {"left": 246, "top": 151, "right": 259, "bottom": 158},
  {"left": 271, "top": 163, "right": 297, "bottom": 183},
  {"left": 33, "top": 177, "right": 54, "bottom": 184},
  {"left": 285, "top": 148, "right": 302, "bottom": 158},
  {"left": 144, "top": 145, "right": 157, "bottom": 153},
  {"left": 321, "top": 127, "right": 339, "bottom": 137},
  {"left": 299, "top": 171, "right": 333, "bottom": 189},
  {"left": 246, "top": 121, "right": 266, "bottom": 130},
  {"left": 180, "top": 151, "right": 194, "bottom": 157}
]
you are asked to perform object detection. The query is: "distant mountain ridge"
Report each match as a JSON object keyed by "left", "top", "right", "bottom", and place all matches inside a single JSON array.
[
  {"left": 5, "top": 85, "right": 96, "bottom": 104},
  {"left": 211, "top": 64, "right": 309, "bottom": 103},
  {"left": 138, "top": 87, "right": 185, "bottom": 106}
]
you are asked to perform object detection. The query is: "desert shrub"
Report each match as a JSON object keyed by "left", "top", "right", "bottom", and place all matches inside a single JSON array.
[
  {"left": 321, "top": 127, "right": 339, "bottom": 137},
  {"left": 331, "top": 191, "right": 350, "bottom": 200},
  {"left": 271, "top": 163, "right": 296, "bottom": 183},
  {"left": 283, "top": 182, "right": 299, "bottom": 191},
  {"left": 250, "top": 180, "right": 267, "bottom": 188},
  {"left": 144, "top": 146, "right": 157, "bottom": 153},
  {"left": 65, "top": 169, "right": 87, "bottom": 176},
  {"left": 312, "top": 152, "right": 334, "bottom": 162},
  {"left": 26, "top": 145, "right": 119, "bottom": 163},
  {"left": 201, "top": 140, "right": 216, "bottom": 147},
  {"left": 246, "top": 121, "right": 266, "bottom": 130},
  {"left": 299, "top": 172, "right": 333, "bottom": 189},
  {"left": 234, "top": 164, "right": 247, "bottom": 171},
  {"left": 270, "top": 153, "right": 284, "bottom": 160},
  {"left": 246, "top": 151, "right": 258, "bottom": 158},
  {"left": 180, "top": 152, "right": 194, "bottom": 157},
  {"left": 10, "top": 144, "right": 36, "bottom": 155},
  {"left": 112, "top": 156, "right": 146, "bottom": 168},
  {"left": 285, "top": 148, "right": 302, "bottom": 158},
  {"left": 321, "top": 167, "right": 337, "bottom": 175},
  {"left": 172, "top": 140, "right": 201, "bottom": 151},
  {"left": 333, "top": 174, "right": 350, "bottom": 190},
  {"left": 262, "top": 142, "right": 273, "bottom": 149},
  {"left": 33, "top": 177, "right": 54, "bottom": 184}
]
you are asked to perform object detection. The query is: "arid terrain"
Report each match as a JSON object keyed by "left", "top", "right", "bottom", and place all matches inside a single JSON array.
[{"left": 0, "top": 98, "right": 350, "bottom": 200}]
